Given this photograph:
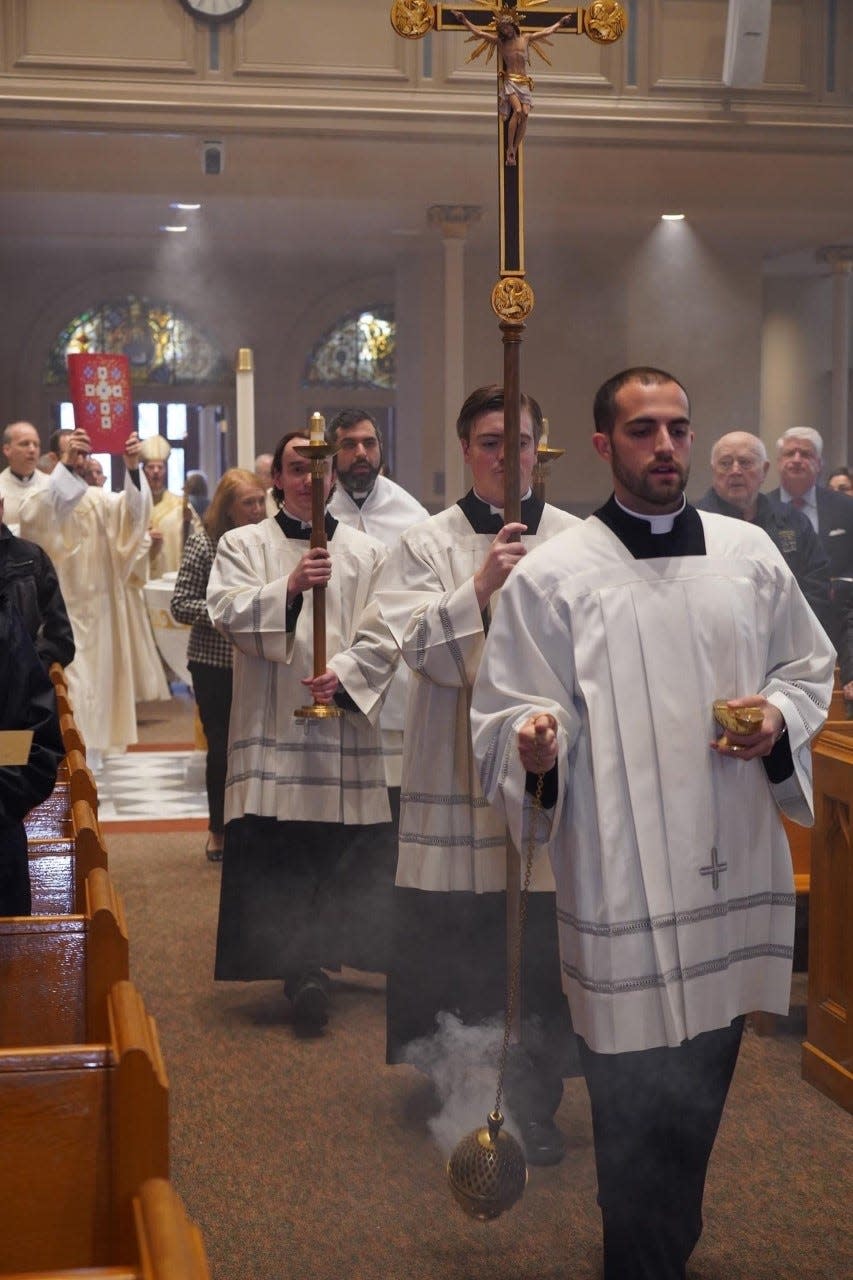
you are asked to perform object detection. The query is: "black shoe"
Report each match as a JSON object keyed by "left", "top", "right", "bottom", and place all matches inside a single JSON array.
[
  {"left": 519, "top": 1118, "right": 566, "bottom": 1167},
  {"left": 291, "top": 975, "right": 330, "bottom": 1029}
]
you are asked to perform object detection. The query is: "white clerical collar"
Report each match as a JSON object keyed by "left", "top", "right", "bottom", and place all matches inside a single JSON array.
[
  {"left": 475, "top": 488, "right": 533, "bottom": 517},
  {"left": 10, "top": 471, "right": 36, "bottom": 484},
  {"left": 615, "top": 493, "right": 686, "bottom": 534}
]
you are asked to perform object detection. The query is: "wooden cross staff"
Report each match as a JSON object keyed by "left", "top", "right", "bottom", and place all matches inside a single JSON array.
[
  {"left": 391, "top": 0, "right": 627, "bottom": 522},
  {"left": 392, "top": 1, "right": 627, "bottom": 1041}
]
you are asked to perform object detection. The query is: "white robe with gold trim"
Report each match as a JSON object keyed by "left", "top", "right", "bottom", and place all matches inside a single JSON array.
[{"left": 471, "top": 512, "right": 836, "bottom": 1054}]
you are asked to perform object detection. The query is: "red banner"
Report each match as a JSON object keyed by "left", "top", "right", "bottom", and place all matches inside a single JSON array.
[{"left": 67, "top": 353, "right": 133, "bottom": 454}]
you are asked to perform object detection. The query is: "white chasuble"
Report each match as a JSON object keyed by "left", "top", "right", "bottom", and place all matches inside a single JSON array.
[
  {"left": 207, "top": 517, "right": 392, "bottom": 828},
  {"left": 471, "top": 511, "right": 835, "bottom": 1054},
  {"left": 329, "top": 475, "right": 430, "bottom": 786},
  {"left": 376, "top": 502, "right": 579, "bottom": 895},
  {"left": 18, "top": 466, "right": 152, "bottom": 752}
]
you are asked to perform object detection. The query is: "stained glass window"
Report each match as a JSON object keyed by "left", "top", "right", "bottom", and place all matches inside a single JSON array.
[
  {"left": 303, "top": 306, "right": 395, "bottom": 390},
  {"left": 45, "top": 295, "right": 231, "bottom": 387}
]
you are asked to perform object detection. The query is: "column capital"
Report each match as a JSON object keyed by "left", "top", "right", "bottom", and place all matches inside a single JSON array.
[
  {"left": 427, "top": 204, "right": 483, "bottom": 240},
  {"left": 817, "top": 245, "right": 853, "bottom": 273}
]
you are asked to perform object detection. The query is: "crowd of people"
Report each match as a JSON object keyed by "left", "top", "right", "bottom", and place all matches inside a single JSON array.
[{"left": 2, "top": 379, "right": 850, "bottom": 1279}]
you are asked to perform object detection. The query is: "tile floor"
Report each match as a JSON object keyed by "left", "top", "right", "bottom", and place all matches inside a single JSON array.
[{"left": 95, "top": 748, "right": 208, "bottom": 827}]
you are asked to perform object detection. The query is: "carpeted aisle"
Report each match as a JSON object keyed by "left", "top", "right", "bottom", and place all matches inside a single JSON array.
[{"left": 107, "top": 830, "right": 852, "bottom": 1280}]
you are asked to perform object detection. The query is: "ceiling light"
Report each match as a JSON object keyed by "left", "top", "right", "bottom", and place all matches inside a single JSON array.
[
  {"left": 170, "top": 202, "right": 201, "bottom": 211},
  {"left": 160, "top": 224, "right": 188, "bottom": 233},
  {"left": 661, "top": 213, "right": 686, "bottom": 222}
]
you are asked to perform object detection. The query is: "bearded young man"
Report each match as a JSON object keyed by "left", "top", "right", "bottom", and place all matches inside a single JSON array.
[{"left": 471, "top": 366, "right": 835, "bottom": 1280}]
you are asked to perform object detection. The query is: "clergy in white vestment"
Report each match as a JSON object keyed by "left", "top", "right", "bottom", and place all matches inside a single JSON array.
[
  {"left": 207, "top": 431, "right": 398, "bottom": 1031},
  {"left": 471, "top": 368, "right": 836, "bottom": 1280},
  {"left": 18, "top": 427, "right": 152, "bottom": 768},
  {"left": 0, "top": 421, "right": 50, "bottom": 530},
  {"left": 140, "top": 436, "right": 200, "bottom": 577},
  {"left": 327, "top": 409, "right": 428, "bottom": 788},
  {"left": 324, "top": 411, "right": 429, "bottom": 974},
  {"left": 375, "top": 385, "right": 581, "bottom": 1167}
]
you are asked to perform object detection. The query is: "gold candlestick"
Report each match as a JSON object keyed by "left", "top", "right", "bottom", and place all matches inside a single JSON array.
[{"left": 293, "top": 419, "right": 342, "bottom": 720}]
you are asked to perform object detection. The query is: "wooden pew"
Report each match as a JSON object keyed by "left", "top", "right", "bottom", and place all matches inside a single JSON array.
[
  {"left": 2, "top": 1178, "right": 211, "bottom": 1280},
  {"left": 0, "top": 868, "right": 129, "bottom": 1047},
  {"left": 60, "top": 709, "right": 86, "bottom": 756},
  {"left": 27, "top": 795, "right": 107, "bottom": 917},
  {"left": 802, "top": 728, "right": 853, "bottom": 1114},
  {"left": 0, "top": 981, "right": 169, "bottom": 1272}
]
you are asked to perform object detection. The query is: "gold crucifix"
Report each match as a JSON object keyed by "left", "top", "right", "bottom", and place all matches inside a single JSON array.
[{"left": 391, "top": 2, "right": 626, "bottom": 329}]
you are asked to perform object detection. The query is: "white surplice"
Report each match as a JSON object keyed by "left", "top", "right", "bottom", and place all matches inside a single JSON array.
[
  {"left": 18, "top": 465, "right": 152, "bottom": 753},
  {"left": 328, "top": 474, "right": 429, "bottom": 786},
  {"left": 207, "top": 516, "right": 393, "bottom": 827},
  {"left": 471, "top": 511, "right": 836, "bottom": 1055},
  {"left": 376, "top": 501, "right": 580, "bottom": 894},
  {"left": 0, "top": 467, "right": 49, "bottom": 531}
]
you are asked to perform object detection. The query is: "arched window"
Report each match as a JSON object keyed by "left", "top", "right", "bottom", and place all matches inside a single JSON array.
[
  {"left": 303, "top": 305, "right": 395, "bottom": 390},
  {"left": 45, "top": 295, "right": 230, "bottom": 386}
]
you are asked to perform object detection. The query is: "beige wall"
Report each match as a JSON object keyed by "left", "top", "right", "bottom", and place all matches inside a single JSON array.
[{"left": 1, "top": 0, "right": 851, "bottom": 505}]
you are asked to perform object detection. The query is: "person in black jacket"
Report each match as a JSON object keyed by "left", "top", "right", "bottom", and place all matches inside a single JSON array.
[
  {"left": 696, "top": 431, "right": 834, "bottom": 638},
  {"left": 0, "top": 593, "right": 65, "bottom": 915},
  {"left": 0, "top": 495, "right": 75, "bottom": 670}
]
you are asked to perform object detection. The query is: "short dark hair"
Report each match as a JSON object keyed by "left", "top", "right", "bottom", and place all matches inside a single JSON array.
[
  {"left": 328, "top": 409, "right": 383, "bottom": 460},
  {"left": 455, "top": 385, "right": 544, "bottom": 445},
  {"left": 828, "top": 464, "right": 851, "bottom": 481},
  {"left": 593, "top": 367, "right": 690, "bottom": 436},
  {"left": 48, "top": 428, "right": 70, "bottom": 456},
  {"left": 270, "top": 430, "right": 310, "bottom": 507}
]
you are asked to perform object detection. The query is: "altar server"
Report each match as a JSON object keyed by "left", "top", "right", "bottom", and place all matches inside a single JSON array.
[
  {"left": 471, "top": 367, "right": 835, "bottom": 1280},
  {"left": 376, "top": 385, "right": 580, "bottom": 1165},
  {"left": 208, "top": 431, "right": 396, "bottom": 1030}
]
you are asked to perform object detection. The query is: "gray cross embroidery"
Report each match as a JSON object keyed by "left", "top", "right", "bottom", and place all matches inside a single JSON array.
[{"left": 700, "top": 847, "right": 728, "bottom": 891}]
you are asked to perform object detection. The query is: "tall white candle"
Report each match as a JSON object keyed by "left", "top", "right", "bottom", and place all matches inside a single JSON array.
[
  {"left": 539, "top": 417, "right": 549, "bottom": 449},
  {"left": 235, "top": 347, "right": 255, "bottom": 470}
]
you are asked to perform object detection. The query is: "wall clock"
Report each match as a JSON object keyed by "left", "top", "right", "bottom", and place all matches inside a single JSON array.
[{"left": 179, "top": 0, "right": 253, "bottom": 23}]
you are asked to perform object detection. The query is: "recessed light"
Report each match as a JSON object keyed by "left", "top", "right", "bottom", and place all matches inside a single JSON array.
[
  {"left": 160, "top": 224, "right": 188, "bottom": 233},
  {"left": 661, "top": 213, "right": 686, "bottom": 222},
  {"left": 170, "top": 202, "right": 201, "bottom": 211}
]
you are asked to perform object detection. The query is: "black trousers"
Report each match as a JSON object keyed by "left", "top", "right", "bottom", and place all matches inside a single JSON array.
[
  {"left": 188, "top": 661, "right": 232, "bottom": 836},
  {"left": 0, "top": 823, "right": 31, "bottom": 916},
  {"left": 578, "top": 1016, "right": 745, "bottom": 1280}
]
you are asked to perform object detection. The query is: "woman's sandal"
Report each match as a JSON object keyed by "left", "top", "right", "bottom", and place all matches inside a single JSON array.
[{"left": 205, "top": 837, "right": 224, "bottom": 863}]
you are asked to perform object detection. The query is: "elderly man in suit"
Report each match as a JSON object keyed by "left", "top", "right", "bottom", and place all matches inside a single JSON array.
[{"left": 767, "top": 428, "right": 852, "bottom": 699}]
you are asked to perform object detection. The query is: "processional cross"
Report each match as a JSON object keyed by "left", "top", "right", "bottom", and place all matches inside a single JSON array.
[
  {"left": 390, "top": 0, "right": 627, "bottom": 521},
  {"left": 391, "top": 1, "right": 628, "bottom": 1216}
]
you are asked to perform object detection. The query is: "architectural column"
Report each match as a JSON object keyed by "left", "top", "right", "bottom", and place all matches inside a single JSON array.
[
  {"left": 817, "top": 245, "right": 853, "bottom": 464},
  {"left": 427, "top": 204, "right": 482, "bottom": 504}
]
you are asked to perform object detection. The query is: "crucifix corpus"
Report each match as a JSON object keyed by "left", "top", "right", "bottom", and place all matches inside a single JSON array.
[{"left": 391, "top": 0, "right": 628, "bottom": 1221}]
